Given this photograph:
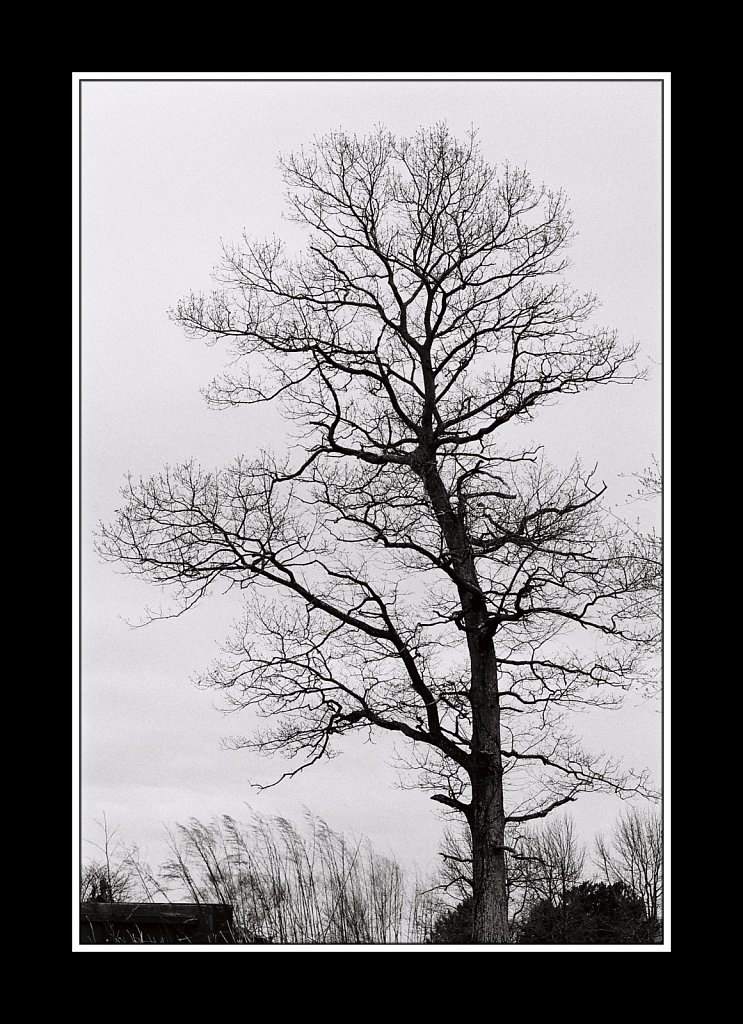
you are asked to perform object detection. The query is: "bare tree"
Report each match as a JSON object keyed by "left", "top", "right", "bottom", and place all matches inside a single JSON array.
[
  {"left": 522, "top": 815, "right": 585, "bottom": 903},
  {"left": 99, "top": 125, "right": 659, "bottom": 942},
  {"left": 80, "top": 814, "right": 161, "bottom": 903},
  {"left": 509, "top": 816, "right": 586, "bottom": 937},
  {"left": 595, "top": 808, "right": 662, "bottom": 928}
]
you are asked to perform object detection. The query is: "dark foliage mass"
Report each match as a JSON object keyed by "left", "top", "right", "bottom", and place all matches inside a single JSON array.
[
  {"left": 429, "top": 895, "right": 475, "bottom": 943},
  {"left": 431, "top": 882, "right": 656, "bottom": 944},
  {"left": 516, "top": 881, "right": 654, "bottom": 944}
]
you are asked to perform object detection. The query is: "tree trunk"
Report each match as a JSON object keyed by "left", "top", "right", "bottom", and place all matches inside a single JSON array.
[
  {"left": 468, "top": 643, "right": 510, "bottom": 943},
  {"left": 469, "top": 778, "right": 509, "bottom": 943},
  {"left": 417, "top": 458, "right": 510, "bottom": 941}
]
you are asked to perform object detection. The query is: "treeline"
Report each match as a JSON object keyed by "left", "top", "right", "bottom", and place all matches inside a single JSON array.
[
  {"left": 434, "top": 811, "right": 663, "bottom": 943},
  {"left": 80, "top": 808, "right": 662, "bottom": 944}
]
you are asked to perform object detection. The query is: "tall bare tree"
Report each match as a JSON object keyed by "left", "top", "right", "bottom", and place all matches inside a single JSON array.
[{"left": 99, "top": 125, "right": 659, "bottom": 942}]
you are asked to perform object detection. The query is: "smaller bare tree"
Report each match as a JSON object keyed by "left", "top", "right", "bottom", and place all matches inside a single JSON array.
[
  {"left": 521, "top": 815, "right": 585, "bottom": 904},
  {"left": 80, "top": 815, "right": 135, "bottom": 902},
  {"left": 81, "top": 814, "right": 165, "bottom": 903},
  {"left": 509, "top": 816, "right": 586, "bottom": 938},
  {"left": 594, "top": 807, "right": 662, "bottom": 928}
]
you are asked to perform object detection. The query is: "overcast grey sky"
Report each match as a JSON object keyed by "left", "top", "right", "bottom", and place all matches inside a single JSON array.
[{"left": 79, "top": 76, "right": 663, "bottom": 880}]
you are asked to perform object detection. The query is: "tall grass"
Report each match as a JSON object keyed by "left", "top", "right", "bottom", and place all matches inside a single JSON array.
[
  {"left": 162, "top": 811, "right": 441, "bottom": 943},
  {"left": 86, "top": 809, "right": 443, "bottom": 943}
]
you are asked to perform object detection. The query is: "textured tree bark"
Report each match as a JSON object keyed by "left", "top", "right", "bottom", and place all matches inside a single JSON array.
[
  {"left": 470, "top": 778, "right": 509, "bottom": 943},
  {"left": 469, "top": 644, "right": 510, "bottom": 944}
]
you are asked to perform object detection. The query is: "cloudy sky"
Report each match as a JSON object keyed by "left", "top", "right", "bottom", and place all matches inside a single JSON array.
[{"left": 77, "top": 75, "right": 664, "bottom": 882}]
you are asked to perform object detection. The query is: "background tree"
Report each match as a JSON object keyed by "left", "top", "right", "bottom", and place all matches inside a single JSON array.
[
  {"left": 595, "top": 807, "right": 662, "bottom": 932},
  {"left": 509, "top": 815, "right": 585, "bottom": 931},
  {"left": 517, "top": 880, "right": 649, "bottom": 944},
  {"left": 432, "top": 812, "right": 659, "bottom": 944},
  {"left": 99, "top": 125, "right": 659, "bottom": 943},
  {"left": 80, "top": 814, "right": 161, "bottom": 903}
]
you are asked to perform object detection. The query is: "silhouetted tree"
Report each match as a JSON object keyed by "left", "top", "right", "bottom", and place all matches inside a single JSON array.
[
  {"left": 99, "top": 125, "right": 659, "bottom": 942},
  {"left": 80, "top": 815, "right": 137, "bottom": 903},
  {"left": 81, "top": 814, "right": 165, "bottom": 904}
]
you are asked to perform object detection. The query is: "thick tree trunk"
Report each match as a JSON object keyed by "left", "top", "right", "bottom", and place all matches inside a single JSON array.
[
  {"left": 470, "top": 773, "right": 509, "bottom": 943},
  {"left": 469, "top": 643, "right": 510, "bottom": 943}
]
